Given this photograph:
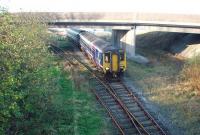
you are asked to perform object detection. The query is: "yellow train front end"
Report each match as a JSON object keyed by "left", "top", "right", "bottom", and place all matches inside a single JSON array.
[{"left": 103, "top": 50, "right": 126, "bottom": 77}]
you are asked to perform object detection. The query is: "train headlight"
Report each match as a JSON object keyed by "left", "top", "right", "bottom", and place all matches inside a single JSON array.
[{"left": 105, "top": 67, "right": 109, "bottom": 70}]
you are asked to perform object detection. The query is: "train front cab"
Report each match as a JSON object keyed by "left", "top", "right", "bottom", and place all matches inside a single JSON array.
[{"left": 103, "top": 50, "right": 126, "bottom": 77}]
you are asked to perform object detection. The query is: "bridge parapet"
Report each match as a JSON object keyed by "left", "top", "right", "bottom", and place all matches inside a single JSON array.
[{"left": 14, "top": 12, "right": 200, "bottom": 24}]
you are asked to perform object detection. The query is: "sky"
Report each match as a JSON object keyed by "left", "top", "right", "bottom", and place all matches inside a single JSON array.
[{"left": 1, "top": 0, "right": 200, "bottom": 14}]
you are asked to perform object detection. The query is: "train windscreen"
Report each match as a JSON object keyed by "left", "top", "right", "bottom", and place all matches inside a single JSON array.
[
  {"left": 120, "top": 51, "right": 125, "bottom": 61},
  {"left": 104, "top": 52, "right": 110, "bottom": 63}
]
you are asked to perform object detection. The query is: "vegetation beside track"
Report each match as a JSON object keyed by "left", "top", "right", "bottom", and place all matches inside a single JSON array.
[
  {"left": 0, "top": 10, "right": 103, "bottom": 135},
  {"left": 126, "top": 32, "right": 200, "bottom": 135},
  {"left": 53, "top": 37, "right": 106, "bottom": 135},
  {"left": 180, "top": 55, "right": 200, "bottom": 94}
]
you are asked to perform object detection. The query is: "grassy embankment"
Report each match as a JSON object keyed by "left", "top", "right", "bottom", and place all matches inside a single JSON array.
[
  {"left": 126, "top": 32, "right": 200, "bottom": 135},
  {"left": 0, "top": 11, "right": 104, "bottom": 135},
  {"left": 52, "top": 36, "right": 110, "bottom": 135}
]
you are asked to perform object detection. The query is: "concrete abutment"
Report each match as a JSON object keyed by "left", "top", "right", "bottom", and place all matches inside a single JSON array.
[
  {"left": 111, "top": 28, "right": 136, "bottom": 57},
  {"left": 111, "top": 27, "right": 149, "bottom": 64}
]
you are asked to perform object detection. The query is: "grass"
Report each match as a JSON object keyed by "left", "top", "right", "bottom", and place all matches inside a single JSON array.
[
  {"left": 180, "top": 55, "right": 200, "bottom": 94},
  {"left": 54, "top": 36, "right": 107, "bottom": 135},
  {"left": 125, "top": 32, "right": 200, "bottom": 135}
]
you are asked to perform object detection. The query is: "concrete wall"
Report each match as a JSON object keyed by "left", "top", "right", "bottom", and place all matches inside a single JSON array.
[{"left": 112, "top": 29, "right": 136, "bottom": 57}]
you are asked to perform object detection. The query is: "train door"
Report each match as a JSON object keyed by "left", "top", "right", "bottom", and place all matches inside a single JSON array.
[
  {"left": 95, "top": 49, "right": 98, "bottom": 60},
  {"left": 104, "top": 52, "right": 111, "bottom": 73},
  {"left": 92, "top": 48, "right": 95, "bottom": 59},
  {"left": 94, "top": 49, "right": 98, "bottom": 64},
  {"left": 111, "top": 53, "right": 118, "bottom": 72},
  {"left": 98, "top": 52, "right": 103, "bottom": 66}
]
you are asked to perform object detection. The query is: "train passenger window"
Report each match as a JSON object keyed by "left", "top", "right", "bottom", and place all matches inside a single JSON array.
[
  {"left": 120, "top": 51, "right": 125, "bottom": 61},
  {"left": 104, "top": 52, "right": 110, "bottom": 63},
  {"left": 95, "top": 50, "right": 98, "bottom": 58},
  {"left": 99, "top": 53, "right": 103, "bottom": 65}
]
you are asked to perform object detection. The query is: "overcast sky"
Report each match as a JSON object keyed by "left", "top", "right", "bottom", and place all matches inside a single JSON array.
[{"left": 1, "top": 0, "right": 200, "bottom": 14}]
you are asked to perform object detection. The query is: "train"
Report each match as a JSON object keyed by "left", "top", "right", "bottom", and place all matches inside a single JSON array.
[{"left": 67, "top": 28, "right": 127, "bottom": 77}]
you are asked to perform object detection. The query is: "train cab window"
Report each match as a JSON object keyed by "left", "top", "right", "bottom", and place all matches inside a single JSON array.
[
  {"left": 120, "top": 51, "right": 125, "bottom": 61},
  {"left": 104, "top": 52, "right": 110, "bottom": 63}
]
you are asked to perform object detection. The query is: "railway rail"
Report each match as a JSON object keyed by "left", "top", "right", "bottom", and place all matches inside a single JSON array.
[{"left": 50, "top": 42, "right": 167, "bottom": 135}]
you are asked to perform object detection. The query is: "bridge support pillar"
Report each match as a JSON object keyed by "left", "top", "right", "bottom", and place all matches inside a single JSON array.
[{"left": 111, "top": 27, "right": 136, "bottom": 58}]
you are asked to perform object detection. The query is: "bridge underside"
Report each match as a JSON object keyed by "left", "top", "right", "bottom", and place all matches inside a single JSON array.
[{"left": 136, "top": 26, "right": 200, "bottom": 34}]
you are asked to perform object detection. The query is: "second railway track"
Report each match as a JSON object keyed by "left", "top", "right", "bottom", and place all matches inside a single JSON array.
[{"left": 51, "top": 43, "right": 167, "bottom": 135}]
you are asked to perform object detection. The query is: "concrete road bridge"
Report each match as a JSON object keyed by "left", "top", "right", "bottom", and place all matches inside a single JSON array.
[{"left": 44, "top": 12, "right": 200, "bottom": 58}]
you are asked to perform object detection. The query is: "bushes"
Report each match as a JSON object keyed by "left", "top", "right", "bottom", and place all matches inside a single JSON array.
[
  {"left": 0, "top": 10, "right": 56, "bottom": 134},
  {"left": 181, "top": 55, "right": 200, "bottom": 94},
  {"left": 0, "top": 10, "right": 103, "bottom": 135}
]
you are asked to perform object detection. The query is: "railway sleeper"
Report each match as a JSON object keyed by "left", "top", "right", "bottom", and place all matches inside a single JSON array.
[
  {"left": 124, "top": 128, "right": 139, "bottom": 135},
  {"left": 110, "top": 107, "right": 124, "bottom": 113},
  {"left": 98, "top": 95, "right": 113, "bottom": 100},
  {"left": 113, "top": 87, "right": 124, "bottom": 92},
  {"left": 120, "top": 122, "right": 135, "bottom": 128},
  {"left": 111, "top": 85, "right": 126, "bottom": 89},
  {"left": 96, "top": 91, "right": 110, "bottom": 95},
  {"left": 109, "top": 105, "right": 120, "bottom": 110},
  {"left": 125, "top": 102, "right": 139, "bottom": 107},
  {"left": 119, "top": 118, "right": 133, "bottom": 123},
  {"left": 135, "top": 115, "right": 150, "bottom": 122},
  {"left": 117, "top": 95, "right": 131, "bottom": 99},
  {"left": 111, "top": 109, "right": 126, "bottom": 115},
  {"left": 97, "top": 94, "right": 112, "bottom": 98},
  {"left": 110, "top": 84, "right": 125, "bottom": 88},
  {"left": 143, "top": 126, "right": 159, "bottom": 133},
  {"left": 114, "top": 88, "right": 129, "bottom": 92},
  {"left": 115, "top": 92, "right": 131, "bottom": 97},
  {"left": 112, "top": 87, "right": 124, "bottom": 91},
  {"left": 106, "top": 101, "right": 117, "bottom": 106},
  {"left": 140, "top": 120, "right": 155, "bottom": 127},
  {"left": 101, "top": 98, "right": 116, "bottom": 103},
  {"left": 121, "top": 96, "right": 136, "bottom": 101},
  {"left": 122, "top": 99, "right": 137, "bottom": 104},
  {"left": 97, "top": 96, "right": 116, "bottom": 103},
  {"left": 96, "top": 88, "right": 109, "bottom": 91},
  {"left": 96, "top": 92, "right": 109, "bottom": 96},
  {"left": 121, "top": 122, "right": 135, "bottom": 129},
  {"left": 127, "top": 105, "right": 141, "bottom": 111},
  {"left": 109, "top": 83, "right": 123, "bottom": 87},
  {"left": 112, "top": 112, "right": 128, "bottom": 119},
  {"left": 130, "top": 111, "right": 144, "bottom": 115}
]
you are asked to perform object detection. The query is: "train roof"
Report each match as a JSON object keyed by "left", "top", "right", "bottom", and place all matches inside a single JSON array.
[
  {"left": 80, "top": 31, "right": 121, "bottom": 52},
  {"left": 67, "top": 28, "right": 85, "bottom": 34}
]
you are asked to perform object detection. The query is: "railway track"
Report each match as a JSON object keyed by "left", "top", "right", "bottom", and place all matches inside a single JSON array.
[
  {"left": 50, "top": 43, "right": 167, "bottom": 135},
  {"left": 91, "top": 77, "right": 167, "bottom": 135}
]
